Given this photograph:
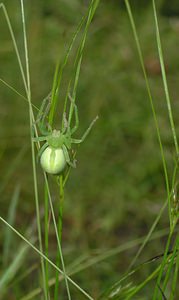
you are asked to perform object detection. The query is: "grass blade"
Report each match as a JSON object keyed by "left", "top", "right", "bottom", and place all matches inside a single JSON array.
[
  {"left": 152, "top": 0, "right": 179, "bottom": 157},
  {"left": 20, "top": 1, "right": 48, "bottom": 298},
  {"left": 49, "top": 13, "right": 86, "bottom": 126}
]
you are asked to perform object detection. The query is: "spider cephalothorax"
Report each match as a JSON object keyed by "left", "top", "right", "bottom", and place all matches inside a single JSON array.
[
  {"left": 33, "top": 95, "right": 98, "bottom": 175},
  {"left": 47, "top": 130, "right": 65, "bottom": 149}
]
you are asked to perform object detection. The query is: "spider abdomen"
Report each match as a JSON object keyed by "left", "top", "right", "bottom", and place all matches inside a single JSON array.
[{"left": 40, "top": 146, "right": 66, "bottom": 174}]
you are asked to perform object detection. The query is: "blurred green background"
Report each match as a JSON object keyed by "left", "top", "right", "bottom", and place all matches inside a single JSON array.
[{"left": 0, "top": 0, "right": 179, "bottom": 299}]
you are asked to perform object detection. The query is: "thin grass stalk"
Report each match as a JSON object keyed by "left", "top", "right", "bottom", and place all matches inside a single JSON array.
[
  {"left": 47, "top": 2, "right": 100, "bottom": 298},
  {"left": 162, "top": 235, "right": 179, "bottom": 296},
  {"left": 0, "top": 78, "right": 28, "bottom": 101},
  {"left": 0, "top": 77, "right": 40, "bottom": 112},
  {"left": 124, "top": 0, "right": 171, "bottom": 234},
  {"left": 44, "top": 174, "right": 72, "bottom": 300},
  {"left": 68, "top": 0, "right": 100, "bottom": 126},
  {"left": 169, "top": 238, "right": 179, "bottom": 300},
  {"left": 49, "top": 14, "right": 86, "bottom": 126},
  {"left": 124, "top": 2, "right": 178, "bottom": 299},
  {"left": 44, "top": 183, "right": 50, "bottom": 298},
  {"left": 0, "top": 6, "right": 45, "bottom": 293},
  {"left": 152, "top": 0, "right": 179, "bottom": 156},
  {"left": 127, "top": 200, "right": 167, "bottom": 271},
  {"left": 0, "top": 3, "right": 28, "bottom": 94},
  {"left": 152, "top": 231, "right": 173, "bottom": 300},
  {"left": 152, "top": 0, "right": 179, "bottom": 227},
  {"left": 0, "top": 2, "right": 94, "bottom": 299},
  {"left": 54, "top": 175, "right": 65, "bottom": 300},
  {"left": 20, "top": 1, "right": 48, "bottom": 298},
  {"left": 150, "top": 1, "right": 179, "bottom": 298},
  {"left": 128, "top": 159, "right": 178, "bottom": 272},
  {"left": 61, "top": 0, "right": 96, "bottom": 126}
]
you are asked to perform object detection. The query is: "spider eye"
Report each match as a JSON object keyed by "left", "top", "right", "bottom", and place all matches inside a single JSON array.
[{"left": 40, "top": 146, "right": 66, "bottom": 174}]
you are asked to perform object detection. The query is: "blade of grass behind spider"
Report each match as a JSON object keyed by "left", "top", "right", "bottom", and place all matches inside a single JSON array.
[
  {"left": 68, "top": 0, "right": 100, "bottom": 126},
  {"left": 124, "top": 0, "right": 171, "bottom": 274},
  {"left": 48, "top": 12, "right": 86, "bottom": 126},
  {"left": 48, "top": 0, "right": 97, "bottom": 127},
  {"left": 45, "top": 10, "right": 95, "bottom": 297},
  {"left": 49, "top": 1, "right": 100, "bottom": 298},
  {"left": 45, "top": 14, "right": 87, "bottom": 297},
  {"left": 2, "top": 184, "right": 20, "bottom": 266}
]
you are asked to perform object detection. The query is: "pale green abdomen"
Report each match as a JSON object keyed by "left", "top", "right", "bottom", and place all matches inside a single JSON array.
[{"left": 40, "top": 146, "right": 66, "bottom": 175}]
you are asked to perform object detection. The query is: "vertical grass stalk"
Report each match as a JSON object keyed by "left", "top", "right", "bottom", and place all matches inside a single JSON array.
[
  {"left": 152, "top": 0, "right": 179, "bottom": 156},
  {"left": 54, "top": 175, "right": 65, "bottom": 300},
  {"left": 20, "top": 1, "right": 48, "bottom": 298}
]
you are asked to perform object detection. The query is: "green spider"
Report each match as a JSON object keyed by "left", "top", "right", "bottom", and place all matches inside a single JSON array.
[{"left": 33, "top": 94, "right": 98, "bottom": 175}]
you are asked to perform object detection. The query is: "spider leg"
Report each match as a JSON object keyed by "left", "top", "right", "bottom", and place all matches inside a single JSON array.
[
  {"left": 35, "top": 93, "right": 52, "bottom": 135},
  {"left": 61, "top": 112, "right": 68, "bottom": 134},
  {"left": 33, "top": 136, "right": 47, "bottom": 142},
  {"left": 68, "top": 94, "right": 79, "bottom": 134},
  {"left": 71, "top": 115, "right": 98, "bottom": 144},
  {"left": 62, "top": 145, "right": 76, "bottom": 168},
  {"left": 37, "top": 142, "right": 48, "bottom": 162}
]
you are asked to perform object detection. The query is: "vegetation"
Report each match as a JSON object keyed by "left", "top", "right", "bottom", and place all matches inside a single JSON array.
[{"left": 0, "top": 0, "right": 178, "bottom": 299}]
